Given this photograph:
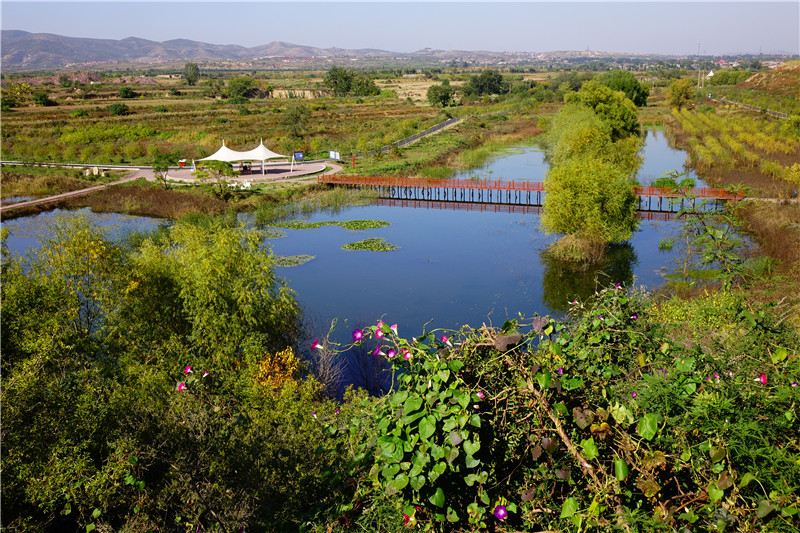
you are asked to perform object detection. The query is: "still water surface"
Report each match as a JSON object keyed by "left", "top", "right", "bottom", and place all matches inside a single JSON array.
[{"left": 3, "top": 131, "right": 696, "bottom": 341}]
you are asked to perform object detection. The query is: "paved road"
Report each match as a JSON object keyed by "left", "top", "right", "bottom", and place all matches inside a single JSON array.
[{"left": 0, "top": 160, "right": 343, "bottom": 214}]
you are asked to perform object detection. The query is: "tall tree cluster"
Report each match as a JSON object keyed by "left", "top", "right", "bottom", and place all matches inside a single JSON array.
[{"left": 541, "top": 81, "right": 642, "bottom": 262}]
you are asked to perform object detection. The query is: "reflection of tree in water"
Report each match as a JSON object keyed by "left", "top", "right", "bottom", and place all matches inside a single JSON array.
[{"left": 540, "top": 243, "right": 638, "bottom": 314}]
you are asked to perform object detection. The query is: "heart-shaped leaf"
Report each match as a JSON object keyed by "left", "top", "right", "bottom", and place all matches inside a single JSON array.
[
  {"left": 463, "top": 439, "right": 480, "bottom": 456},
  {"left": 391, "top": 473, "right": 409, "bottom": 491},
  {"left": 429, "top": 487, "right": 445, "bottom": 508}
]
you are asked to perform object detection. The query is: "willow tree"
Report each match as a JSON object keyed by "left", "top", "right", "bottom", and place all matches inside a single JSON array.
[{"left": 542, "top": 87, "right": 641, "bottom": 262}]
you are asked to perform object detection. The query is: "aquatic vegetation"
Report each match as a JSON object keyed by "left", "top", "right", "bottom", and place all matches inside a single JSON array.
[
  {"left": 341, "top": 237, "right": 399, "bottom": 252},
  {"left": 271, "top": 219, "right": 391, "bottom": 230}
]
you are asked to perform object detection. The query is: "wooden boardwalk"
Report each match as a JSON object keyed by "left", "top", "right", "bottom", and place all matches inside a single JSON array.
[{"left": 319, "top": 175, "right": 744, "bottom": 208}]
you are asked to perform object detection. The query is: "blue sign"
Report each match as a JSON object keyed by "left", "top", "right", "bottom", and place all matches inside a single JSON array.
[{"left": 294, "top": 151, "right": 304, "bottom": 161}]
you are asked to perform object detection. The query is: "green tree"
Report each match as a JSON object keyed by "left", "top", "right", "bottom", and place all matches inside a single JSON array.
[
  {"left": 542, "top": 155, "right": 638, "bottom": 251},
  {"left": 118, "top": 86, "right": 136, "bottom": 99},
  {"left": 225, "top": 76, "right": 257, "bottom": 99},
  {"left": 427, "top": 80, "right": 455, "bottom": 107},
  {"left": 193, "top": 159, "right": 236, "bottom": 201},
  {"left": 323, "top": 66, "right": 355, "bottom": 96},
  {"left": 32, "top": 91, "right": 55, "bottom": 106},
  {"left": 281, "top": 101, "right": 311, "bottom": 138},
  {"left": 107, "top": 103, "right": 129, "bottom": 116},
  {"left": 350, "top": 73, "right": 380, "bottom": 97},
  {"left": 462, "top": 68, "right": 509, "bottom": 96},
  {"left": 594, "top": 70, "right": 650, "bottom": 107},
  {"left": 665, "top": 78, "right": 694, "bottom": 110},
  {"left": 184, "top": 62, "right": 200, "bottom": 86},
  {"left": 565, "top": 80, "right": 639, "bottom": 139},
  {"left": 152, "top": 153, "right": 172, "bottom": 190}
]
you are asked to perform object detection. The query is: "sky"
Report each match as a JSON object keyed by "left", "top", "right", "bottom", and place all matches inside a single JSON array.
[{"left": 2, "top": 1, "right": 798, "bottom": 57}]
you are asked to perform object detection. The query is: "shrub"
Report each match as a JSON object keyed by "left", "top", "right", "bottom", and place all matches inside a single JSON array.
[{"left": 107, "top": 103, "right": 130, "bottom": 116}]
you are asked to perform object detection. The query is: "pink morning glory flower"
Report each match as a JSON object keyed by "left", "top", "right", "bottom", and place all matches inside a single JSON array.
[
  {"left": 557, "top": 368, "right": 563, "bottom": 375},
  {"left": 474, "top": 404, "right": 480, "bottom": 410},
  {"left": 373, "top": 345, "right": 385, "bottom": 357},
  {"left": 493, "top": 505, "right": 508, "bottom": 520},
  {"left": 387, "top": 349, "right": 396, "bottom": 359},
  {"left": 631, "top": 314, "right": 638, "bottom": 320},
  {"left": 178, "top": 383, "right": 186, "bottom": 391},
  {"left": 631, "top": 392, "right": 637, "bottom": 398},
  {"left": 184, "top": 365, "right": 192, "bottom": 374},
  {"left": 758, "top": 373, "right": 767, "bottom": 385},
  {"left": 311, "top": 339, "right": 322, "bottom": 350},
  {"left": 476, "top": 391, "right": 485, "bottom": 399},
  {"left": 390, "top": 324, "right": 398, "bottom": 335},
  {"left": 352, "top": 329, "right": 363, "bottom": 342},
  {"left": 442, "top": 335, "right": 452, "bottom": 346},
  {"left": 402, "top": 348, "right": 412, "bottom": 361},
  {"left": 202, "top": 371, "right": 209, "bottom": 378}
]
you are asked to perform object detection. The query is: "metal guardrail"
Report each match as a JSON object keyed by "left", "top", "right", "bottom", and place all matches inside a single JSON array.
[{"left": 708, "top": 97, "right": 791, "bottom": 119}]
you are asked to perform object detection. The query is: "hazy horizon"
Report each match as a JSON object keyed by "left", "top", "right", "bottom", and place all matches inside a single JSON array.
[{"left": 2, "top": 2, "right": 798, "bottom": 57}]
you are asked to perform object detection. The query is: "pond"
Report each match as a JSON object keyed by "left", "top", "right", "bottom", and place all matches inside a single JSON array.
[{"left": 2, "top": 130, "right": 698, "bottom": 344}]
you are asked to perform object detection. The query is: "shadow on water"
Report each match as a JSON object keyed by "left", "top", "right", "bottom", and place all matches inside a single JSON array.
[{"left": 540, "top": 243, "right": 638, "bottom": 314}]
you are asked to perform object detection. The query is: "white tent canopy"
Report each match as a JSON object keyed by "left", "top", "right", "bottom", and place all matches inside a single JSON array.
[{"left": 197, "top": 139, "right": 286, "bottom": 174}]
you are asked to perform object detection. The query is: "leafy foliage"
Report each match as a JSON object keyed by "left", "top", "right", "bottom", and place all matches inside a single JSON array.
[
  {"left": 594, "top": 70, "right": 650, "bottom": 107},
  {"left": 666, "top": 78, "right": 695, "bottom": 111},
  {"left": 323, "top": 285, "right": 800, "bottom": 532}
]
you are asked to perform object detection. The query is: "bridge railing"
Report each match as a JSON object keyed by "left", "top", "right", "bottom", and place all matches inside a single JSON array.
[
  {"left": 318, "top": 175, "right": 545, "bottom": 192},
  {"left": 633, "top": 185, "right": 744, "bottom": 200},
  {"left": 320, "top": 175, "right": 743, "bottom": 201}
]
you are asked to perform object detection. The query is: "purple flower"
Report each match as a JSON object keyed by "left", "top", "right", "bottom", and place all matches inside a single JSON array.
[
  {"left": 387, "top": 349, "right": 397, "bottom": 359},
  {"left": 334, "top": 408, "right": 340, "bottom": 414},
  {"left": 557, "top": 368, "right": 564, "bottom": 375},
  {"left": 184, "top": 365, "right": 193, "bottom": 374},
  {"left": 311, "top": 338, "right": 322, "bottom": 350},
  {"left": 311, "top": 411, "right": 317, "bottom": 419},
  {"left": 442, "top": 335, "right": 452, "bottom": 346},
  {"left": 615, "top": 283, "right": 621, "bottom": 288},
  {"left": 631, "top": 314, "right": 638, "bottom": 320},
  {"left": 476, "top": 391, "right": 485, "bottom": 399},
  {"left": 352, "top": 329, "right": 363, "bottom": 342},
  {"left": 791, "top": 380, "right": 798, "bottom": 387},
  {"left": 631, "top": 392, "right": 637, "bottom": 398},
  {"left": 373, "top": 345, "right": 384, "bottom": 356},
  {"left": 493, "top": 505, "right": 508, "bottom": 520}
]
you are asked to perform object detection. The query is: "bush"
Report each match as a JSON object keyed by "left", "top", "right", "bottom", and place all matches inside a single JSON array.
[
  {"left": 107, "top": 103, "right": 130, "bottom": 116},
  {"left": 321, "top": 285, "right": 800, "bottom": 532},
  {"left": 118, "top": 86, "right": 137, "bottom": 99}
]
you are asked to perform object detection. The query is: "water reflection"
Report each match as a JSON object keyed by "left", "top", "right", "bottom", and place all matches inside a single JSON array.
[{"left": 540, "top": 244, "right": 638, "bottom": 313}]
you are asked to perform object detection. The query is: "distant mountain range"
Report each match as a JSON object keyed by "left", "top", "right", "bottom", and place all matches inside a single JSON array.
[{"left": 1, "top": 30, "right": 677, "bottom": 71}]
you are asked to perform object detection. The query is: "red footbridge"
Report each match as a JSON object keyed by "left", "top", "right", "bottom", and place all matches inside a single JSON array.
[{"left": 318, "top": 175, "right": 744, "bottom": 212}]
